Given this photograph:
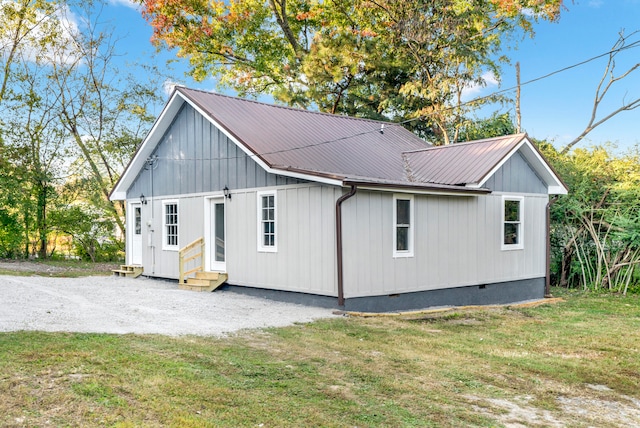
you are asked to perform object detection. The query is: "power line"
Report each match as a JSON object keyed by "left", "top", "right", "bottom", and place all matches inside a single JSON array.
[{"left": 151, "top": 38, "right": 640, "bottom": 163}]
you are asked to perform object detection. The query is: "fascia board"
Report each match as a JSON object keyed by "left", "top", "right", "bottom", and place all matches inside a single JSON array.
[{"left": 110, "top": 91, "right": 186, "bottom": 200}]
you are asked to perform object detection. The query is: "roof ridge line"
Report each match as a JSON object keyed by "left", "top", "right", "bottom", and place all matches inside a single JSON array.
[
  {"left": 177, "top": 87, "right": 406, "bottom": 128},
  {"left": 401, "top": 133, "right": 527, "bottom": 155}
]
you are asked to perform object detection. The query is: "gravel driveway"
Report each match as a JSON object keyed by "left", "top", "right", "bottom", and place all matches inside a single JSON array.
[{"left": 0, "top": 275, "right": 336, "bottom": 336}]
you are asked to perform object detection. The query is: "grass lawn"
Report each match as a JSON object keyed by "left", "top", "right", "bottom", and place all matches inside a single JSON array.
[{"left": 1, "top": 288, "right": 639, "bottom": 427}]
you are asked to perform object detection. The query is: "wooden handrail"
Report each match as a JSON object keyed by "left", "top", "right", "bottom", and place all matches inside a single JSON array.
[{"left": 178, "top": 237, "right": 205, "bottom": 284}]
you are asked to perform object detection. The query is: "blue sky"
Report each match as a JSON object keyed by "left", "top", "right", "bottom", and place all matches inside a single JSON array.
[{"left": 102, "top": 0, "right": 640, "bottom": 151}]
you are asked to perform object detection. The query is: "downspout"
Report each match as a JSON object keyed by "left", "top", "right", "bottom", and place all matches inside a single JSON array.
[
  {"left": 546, "top": 195, "right": 559, "bottom": 297},
  {"left": 336, "top": 185, "right": 357, "bottom": 307}
]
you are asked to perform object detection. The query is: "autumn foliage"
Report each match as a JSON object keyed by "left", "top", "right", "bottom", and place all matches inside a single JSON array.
[{"left": 141, "top": 0, "right": 563, "bottom": 144}]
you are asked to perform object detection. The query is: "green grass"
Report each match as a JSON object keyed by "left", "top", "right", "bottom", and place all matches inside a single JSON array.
[{"left": 1, "top": 288, "right": 639, "bottom": 427}]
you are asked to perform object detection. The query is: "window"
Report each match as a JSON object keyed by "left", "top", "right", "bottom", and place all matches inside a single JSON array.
[
  {"left": 393, "top": 194, "right": 414, "bottom": 257},
  {"left": 502, "top": 196, "right": 523, "bottom": 250},
  {"left": 257, "top": 191, "right": 277, "bottom": 252},
  {"left": 163, "top": 200, "right": 179, "bottom": 250},
  {"left": 134, "top": 206, "right": 142, "bottom": 235}
]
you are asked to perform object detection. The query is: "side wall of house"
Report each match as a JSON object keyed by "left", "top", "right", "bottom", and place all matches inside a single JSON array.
[
  {"left": 134, "top": 183, "right": 341, "bottom": 297},
  {"left": 225, "top": 184, "right": 340, "bottom": 296},
  {"left": 340, "top": 191, "right": 547, "bottom": 299},
  {"left": 340, "top": 148, "right": 549, "bottom": 299}
]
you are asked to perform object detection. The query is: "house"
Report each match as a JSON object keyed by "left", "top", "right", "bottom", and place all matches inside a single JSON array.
[{"left": 110, "top": 87, "right": 567, "bottom": 312}]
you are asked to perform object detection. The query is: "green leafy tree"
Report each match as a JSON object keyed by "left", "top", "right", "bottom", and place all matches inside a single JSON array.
[{"left": 458, "top": 112, "right": 517, "bottom": 142}]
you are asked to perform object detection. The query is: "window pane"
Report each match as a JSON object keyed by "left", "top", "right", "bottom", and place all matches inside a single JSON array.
[
  {"left": 504, "top": 223, "right": 519, "bottom": 245},
  {"left": 397, "top": 199, "right": 410, "bottom": 225},
  {"left": 135, "top": 207, "right": 141, "bottom": 235},
  {"left": 397, "top": 226, "right": 409, "bottom": 251},
  {"left": 505, "top": 200, "right": 520, "bottom": 222},
  {"left": 215, "top": 203, "right": 225, "bottom": 262},
  {"left": 165, "top": 203, "right": 178, "bottom": 247}
]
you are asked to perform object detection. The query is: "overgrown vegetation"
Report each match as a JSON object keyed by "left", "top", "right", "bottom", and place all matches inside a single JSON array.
[
  {"left": 541, "top": 143, "right": 640, "bottom": 294},
  {"left": 0, "top": 288, "right": 638, "bottom": 427}
]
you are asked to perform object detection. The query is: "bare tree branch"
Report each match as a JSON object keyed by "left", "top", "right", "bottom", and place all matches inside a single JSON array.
[{"left": 561, "top": 30, "right": 640, "bottom": 154}]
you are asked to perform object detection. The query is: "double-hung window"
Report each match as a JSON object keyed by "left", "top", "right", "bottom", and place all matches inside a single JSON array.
[
  {"left": 502, "top": 196, "right": 523, "bottom": 250},
  {"left": 163, "top": 200, "right": 179, "bottom": 250},
  {"left": 393, "top": 194, "right": 414, "bottom": 258},
  {"left": 257, "top": 191, "right": 277, "bottom": 252}
]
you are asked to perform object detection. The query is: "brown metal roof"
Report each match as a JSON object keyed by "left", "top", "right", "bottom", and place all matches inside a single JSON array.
[
  {"left": 176, "top": 89, "right": 537, "bottom": 192},
  {"left": 404, "top": 134, "right": 526, "bottom": 186},
  {"left": 179, "top": 87, "right": 429, "bottom": 184}
]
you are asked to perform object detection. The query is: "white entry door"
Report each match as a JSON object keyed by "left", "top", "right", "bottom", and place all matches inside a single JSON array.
[
  {"left": 209, "top": 198, "right": 226, "bottom": 271},
  {"left": 130, "top": 203, "right": 143, "bottom": 265}
]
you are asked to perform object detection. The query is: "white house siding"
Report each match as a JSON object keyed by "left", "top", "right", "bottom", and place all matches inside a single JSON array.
[
  {"left": 225, "top": 184, "right": 340, "bottom": 296},
  {"left": 137, "top": 194, "right": 206, "bottom": 278},
  {"left": 340, "top": 191, "right": 548, "bottom": 299}
]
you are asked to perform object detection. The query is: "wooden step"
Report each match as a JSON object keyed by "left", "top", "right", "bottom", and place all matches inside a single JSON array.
[
  {"left": 112, "top": 265, "right": 143, "bottom": 278},
  {"left": 195, "top": 271, "right": 220, "bottom": 281},
  {"left": 179, "top": 273, "right": 228, "bottom": 292}
]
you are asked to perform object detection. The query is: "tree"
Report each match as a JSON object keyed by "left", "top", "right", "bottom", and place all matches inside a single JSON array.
[
  {"left": 46, "top": 1, "right": 164, "bottom": 239},
  {"left": 141, "top": 0, "right": 563, "bottom": 144},
  {"left": 0, "top": 0, "right": 61, "bottom": 107},
  {"left": 457, "top": 112, "right": 517, "bottom": 142},
  {"left": 0, "top": 0, "right": 163, "bottom": 259},
  {"left": 1, "top": 0, "right": 72, "bottom": 258},
  {"left": 4, "top": 59, "right": 69, "bottom": 258},
  {"left": 560, "top": 31, "right": 640, "bottom": 154}
]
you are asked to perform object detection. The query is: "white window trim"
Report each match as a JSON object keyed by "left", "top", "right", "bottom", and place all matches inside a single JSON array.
[
  {"left": 501, "top": 195, "right": 524, "bottom": 251},
  {"left": 257, "top": 191, "right": 277, "bottom": 253},
  {"left": 162, "top": 199, "right": 179, "bottom": 251},
  {"left": 393, "top": 194, "right": 414, "bottom": 258}
]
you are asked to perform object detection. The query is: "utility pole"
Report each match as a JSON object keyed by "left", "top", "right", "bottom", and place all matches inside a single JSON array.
[{"left": 516, "top": 62, "right": 522, "bottom": 133}]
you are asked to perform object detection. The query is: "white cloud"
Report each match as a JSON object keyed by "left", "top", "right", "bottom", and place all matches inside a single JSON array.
[
  {"left": 107, "top": 0, "right": 140, "bottom": 11},
  {"left": 460, "top": 71, "right": 499, "bottom": 101},
  {"left": 163, "top": 79, "right": 183, "bottom": 96}
]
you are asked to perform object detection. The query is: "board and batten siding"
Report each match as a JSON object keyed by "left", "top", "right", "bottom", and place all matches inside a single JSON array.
[
  {"left": 483, "top": 150, "right": 547, "bottom": 194},
  {"left": 135, "top": 194, "right": 206, "bottom": 278},
  {"left": 225, "top": 184, "right": 341, "bottom": 296},
  {"left": 340, "top": 190, "right": 548, "bottom": 299},
  {"left": 126, "top": 103, "right": 305, "bottom": 201},
  {"left": 137, "top": 183, "right": 341, "bottom": 295}
]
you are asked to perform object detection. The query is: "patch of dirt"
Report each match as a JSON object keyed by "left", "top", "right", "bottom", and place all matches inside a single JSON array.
[{"left": 465, "top": 384, "right": 640, "bottom": 427}]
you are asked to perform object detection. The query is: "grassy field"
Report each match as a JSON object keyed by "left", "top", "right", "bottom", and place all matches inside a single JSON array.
[{"left": 1, "top": 288, "right": 639, "bottom": 427}]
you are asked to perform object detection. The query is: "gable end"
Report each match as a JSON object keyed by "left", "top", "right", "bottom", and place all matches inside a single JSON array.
[
  {"left": 483, "top": 150, "right": 547, "bottom": 194},
  {"left": 126, "top": 103, "right": 306, "bottom": 199}
]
